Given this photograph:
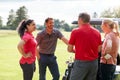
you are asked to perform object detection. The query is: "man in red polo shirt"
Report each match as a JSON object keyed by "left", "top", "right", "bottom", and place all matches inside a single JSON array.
[{"left": 68, "top": 12, "right": 102, "bottom": 80}]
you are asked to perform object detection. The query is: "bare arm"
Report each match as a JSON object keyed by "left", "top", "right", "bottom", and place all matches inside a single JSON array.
[
  {"left": 17, "top": 40, "right": 32, "bottom": 58},
  {"left": 61, "top": 36, "right": 75, "bottom": 53},
  {"left": 61, "top": 36, "right": 69, "bottom": 45}
]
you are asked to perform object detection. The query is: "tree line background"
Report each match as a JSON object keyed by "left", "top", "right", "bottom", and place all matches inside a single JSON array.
[{"left": 0, "top": 6, "right": 120, "bottom": 31}]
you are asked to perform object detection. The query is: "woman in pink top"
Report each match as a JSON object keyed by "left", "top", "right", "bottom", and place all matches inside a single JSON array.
[
  {"left": 17, "top": 19, "right": 37, "bottom": 80},
  {"left": 100, "top": 19, "right": 120, "bottom": 80}
]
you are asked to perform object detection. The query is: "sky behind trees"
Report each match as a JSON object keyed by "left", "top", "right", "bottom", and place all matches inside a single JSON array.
[{"left": 0, "top": 0, "right": 120, "bottom": 25}]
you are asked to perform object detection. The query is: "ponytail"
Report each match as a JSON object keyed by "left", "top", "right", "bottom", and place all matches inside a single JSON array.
[
  {"left": 114, "top": 21, "right": 120, "bottom": 37},
  {"left": 17, "top": 20, "right": 27, "bottom": 38},
  {"left": 17, "top": 19, "right": 34, "bottom": 38}
]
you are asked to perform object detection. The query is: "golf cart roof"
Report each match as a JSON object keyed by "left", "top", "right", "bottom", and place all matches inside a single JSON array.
[{"left": 72, "top": 18, "right": 120, "bottom": 25}]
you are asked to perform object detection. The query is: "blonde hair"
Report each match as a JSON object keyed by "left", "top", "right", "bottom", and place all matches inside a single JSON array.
[{"left": 102, "top": 19, "right": 120, "bottom": 37}]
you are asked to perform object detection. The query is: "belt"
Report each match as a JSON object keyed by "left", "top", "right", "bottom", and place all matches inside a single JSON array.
[{"left": 40, "top": 53, "right": 54, "bottom": 56}]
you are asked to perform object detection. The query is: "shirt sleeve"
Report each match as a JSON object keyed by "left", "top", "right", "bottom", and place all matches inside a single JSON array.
[
  {"left": 22, "top": 34, "right": 31, "bottom": 42},
  {"left": 56, "top": 30, "right": 63, "bottom": 39},
  {"left": 69, "top": 29, "right": 76, "bottom": 45},
  {"left": 99, "top": 33, "right": 102, "bottom": 45}
]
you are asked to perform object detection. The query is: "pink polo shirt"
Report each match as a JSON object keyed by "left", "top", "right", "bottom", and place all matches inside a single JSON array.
[{"left": 20, "top": 32, "right": 37, "bottom": 64}]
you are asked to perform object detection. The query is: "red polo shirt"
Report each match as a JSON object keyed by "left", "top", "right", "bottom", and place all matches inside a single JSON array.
[
  {"left": 69, "top": 24, "right": 102, "bottom": 61},
  {"left": 20, "top": 32, "right": 37, "bottom": 64}
]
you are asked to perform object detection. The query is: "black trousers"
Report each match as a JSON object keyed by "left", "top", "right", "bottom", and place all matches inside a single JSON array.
[
  {"left": 20, "top": 62, "right": 36, "bottom": 80},
  {"left": 100, "top": 63, "right": 116, "bottom": 80}
]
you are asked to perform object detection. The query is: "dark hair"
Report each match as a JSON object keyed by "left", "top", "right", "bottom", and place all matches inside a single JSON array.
[
  {"left": 78, "top": 13, "right": 90, "bottom": 23},
  {"left": 17, "top": 19, "right": 34, "bottom": 38},
  {"left": 45, "top": 17, "right": 53, "bottom": 23}
]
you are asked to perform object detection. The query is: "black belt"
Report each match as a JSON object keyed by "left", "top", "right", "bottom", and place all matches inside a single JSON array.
[{"left": 40, "top": 53, "right": 54, "bottom": 56}]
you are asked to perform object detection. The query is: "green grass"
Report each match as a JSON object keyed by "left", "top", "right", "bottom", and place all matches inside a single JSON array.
[
  {"left": 0, "top": 30, "right": 73, "bottom": 80},
  {"left": 1, "top": 30, "right": 120, "bottom": 80}
]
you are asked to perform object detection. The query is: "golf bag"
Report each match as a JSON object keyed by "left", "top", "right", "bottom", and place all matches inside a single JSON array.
[{"left": 62, "top": 57, "right": 74, "bottom": 80}]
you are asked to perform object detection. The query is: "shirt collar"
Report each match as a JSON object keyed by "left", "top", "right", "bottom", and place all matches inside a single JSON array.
[
  {"left": 79, "top": 23, "right": 90, "bottom": 29},
  {"left": 43, "top": 29, "right": 55, "bottom": 35},
  {"left": 25, "top": 31, "right": 32, "bottom": 35}
]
